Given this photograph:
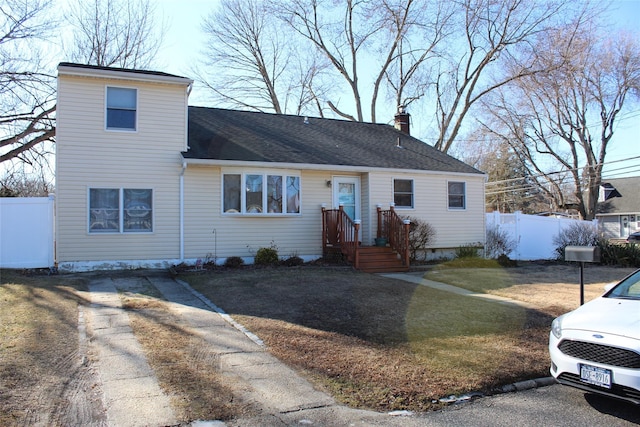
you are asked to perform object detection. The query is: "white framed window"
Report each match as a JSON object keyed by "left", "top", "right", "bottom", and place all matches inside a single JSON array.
[
  {"left": 393, "top": 179, "right": 414, "bottom": 208},
  {"left": 89, "top": 188, "right": 152, "bottom": 232},
  {"left": 106, "top": 86, "right": 137, "bottom": 130},
  {"left": 448, "top": 181, "right": 466, "bottom": 209},
  {"left": 223, "top": 172, "right": 300, "bottom": 215}
]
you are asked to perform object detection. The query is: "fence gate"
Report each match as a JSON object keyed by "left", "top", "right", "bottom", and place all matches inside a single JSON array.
[{"left": 0, "top": 197, "right": 54, "bottom": 268}]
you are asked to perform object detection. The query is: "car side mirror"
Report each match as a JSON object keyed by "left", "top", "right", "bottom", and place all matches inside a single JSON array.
[{"left": 604, "top": 282, "right": 616, "bottom": 292}]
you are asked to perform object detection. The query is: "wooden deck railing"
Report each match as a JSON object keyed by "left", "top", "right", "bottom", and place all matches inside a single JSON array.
[
  {"left": 322, "top": 205, "right": 360, "bottom": 269},
  {"left": 377, "top": 206, "right": 410, "bottom": 268}
]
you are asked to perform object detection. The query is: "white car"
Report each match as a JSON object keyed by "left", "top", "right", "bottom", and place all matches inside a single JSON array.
[{"left": 549, "top": 268, "right": 640, "bottom": 405}]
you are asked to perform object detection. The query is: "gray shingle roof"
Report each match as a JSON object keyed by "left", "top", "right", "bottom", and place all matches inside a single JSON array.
[
  {"left": 597, "top": 176, "right": 640, "bottom": 214},
  {"left": 184, "top": 107, "right": 482, "bottom": 175}
]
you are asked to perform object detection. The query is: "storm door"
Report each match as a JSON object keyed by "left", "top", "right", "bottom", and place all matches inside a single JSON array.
[{"left": 332, "top": 176, "right": 360, "bottom": 221}]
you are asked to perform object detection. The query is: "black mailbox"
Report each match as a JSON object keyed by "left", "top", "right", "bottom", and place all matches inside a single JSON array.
[{"left": 565, "top": 246, "right": 600, "bottom": 263}]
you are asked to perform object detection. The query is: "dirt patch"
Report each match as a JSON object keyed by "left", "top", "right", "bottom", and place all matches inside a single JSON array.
[{"left": 0, "top": 271, "right": 105, "bottom": 426}]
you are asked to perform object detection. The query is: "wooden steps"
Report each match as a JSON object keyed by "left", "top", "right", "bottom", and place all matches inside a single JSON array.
[{"left": 353, "top": 246, "right": 409, "bottom": 273}]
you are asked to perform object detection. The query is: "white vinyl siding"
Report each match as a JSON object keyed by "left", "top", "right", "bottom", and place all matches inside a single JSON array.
[
  {"left": 369, "top": 172, "right": 484, "bottom": 249},
  {"left": 56, "top": 73, "right": 189, "bottom": 262},
  {"left": 56, "top": 67, "right": 485, "bottom": 265},
  {"left": 184, "top": 168, "right": 335, "bottom": 260}
]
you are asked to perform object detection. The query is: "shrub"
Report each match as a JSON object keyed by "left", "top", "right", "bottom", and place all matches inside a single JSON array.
[
  {"left": 224, "top": 256, "right": 244, "bottom": 268},
  {"left": 255, "top": 247, "right": 279, "bottom": 265},
  {"left": 485, "top": 225, "right": 516, "bottom": 259},
  {"left": 496, "top": 254, "right": 517, "bottom": 267},
  {"left": 598, "top": 238, "right": 640, "bottom": 267},
  {"left": 455, "top": 244, "right": 479, "bottom": 258},
  {"left": 282, "top": 255, "right": 304, "bottom": 267},
  {"left": 552, "top": 222, "right": 598, "bottom": 260},
  {"left": 405, "top": 216, "right": 436, "bottom": 262}
]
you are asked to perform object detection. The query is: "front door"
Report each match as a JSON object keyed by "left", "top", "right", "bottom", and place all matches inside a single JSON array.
[
  {"left": 621, "top": 215, "right": 630, "bottom": 238},
  {"left": 333, "top": 176, "right": 360, "bottom": 220}
]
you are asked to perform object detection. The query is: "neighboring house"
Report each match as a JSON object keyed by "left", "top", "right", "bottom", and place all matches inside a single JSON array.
[
  {"left": 597, "top": 176, "right": 640, "bottom": 240},
  {"left": 56, "top": 63, "right": 486, "bottom": 272}
]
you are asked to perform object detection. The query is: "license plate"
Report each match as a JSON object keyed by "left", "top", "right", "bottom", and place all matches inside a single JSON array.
[{"left": 580, "top": 364, "right": 612, "bottom": 389}]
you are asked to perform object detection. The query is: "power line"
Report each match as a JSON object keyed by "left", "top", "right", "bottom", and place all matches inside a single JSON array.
[
  {"left": 485, "top": 155, "right": 640, "bottom": 186},
  {"left": 485, "top": 160, "right": 640, "bottom": 197}
]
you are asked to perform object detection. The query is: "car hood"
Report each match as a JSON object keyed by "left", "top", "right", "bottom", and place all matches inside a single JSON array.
[{"left": 562, "top": 297, "right": 640, "bottom": 339}]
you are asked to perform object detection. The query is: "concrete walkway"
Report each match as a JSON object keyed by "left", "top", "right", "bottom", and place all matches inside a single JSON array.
[
  {"left": 86, "top": 278, "right": 178, "bottom": 427},
  {"left": 381, "top": 271, "right": 537, "bottom": 309},
  {"left": 83, "top": 272, "right": 547, "bottom": 426}
]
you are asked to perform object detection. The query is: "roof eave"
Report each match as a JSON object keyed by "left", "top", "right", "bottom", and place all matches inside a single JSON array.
[
  {"left": 57, "top": 64, "right": 193, "bottom": 86},
  {"left": 181, "top": 156, "right": 486, "bottom": 178}
]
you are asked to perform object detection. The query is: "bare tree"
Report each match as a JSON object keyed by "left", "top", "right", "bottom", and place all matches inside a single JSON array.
[
  {"left": 431, "top": 0, "right": 569, "bottom": 153},
  {"left": 64, "top": 0, "right": 164, "bottom": 68},
  {"left": 456, "top": 132, "right": 545, "bottom": 213},
  {"left": 0, "top": 0, "right": 57, "bottom": 169},
  {"left": 0, "top": 167, "right": 52, "bottom": 197},
  {"left": 382, "top": 0, "right": 452, "bottom": 118},
  {"left": 196, "top": 0, "right": 324, "bottom": 114},
  {"left": 480, "top": 28, "right": 640, "bottom": 220},
  {"left": 278, "top": 0, "right": 447, "bottom": 122},
  {"left": 1, "top": 0, "right": 164, "bottom": 178}
]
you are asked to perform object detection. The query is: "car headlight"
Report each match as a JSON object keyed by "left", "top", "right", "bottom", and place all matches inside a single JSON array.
[{"left": 551, "top": 316, "right": 563, "bottom": 339}]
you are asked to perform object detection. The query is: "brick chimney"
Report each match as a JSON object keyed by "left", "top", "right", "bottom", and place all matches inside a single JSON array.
[{"left": 394, "top": 105, "right": 410, "bottom": 135}]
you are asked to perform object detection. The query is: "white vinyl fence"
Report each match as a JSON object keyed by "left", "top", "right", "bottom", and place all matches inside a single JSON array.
[
  {"left": 486, "top": 211, "right": 598, "bottom": 261},
  {"left": 0, "top": 197, "right": 55, "bottom": 268},
  {"left": 0, "top": 199, "right": 598, "bottom": 268}
]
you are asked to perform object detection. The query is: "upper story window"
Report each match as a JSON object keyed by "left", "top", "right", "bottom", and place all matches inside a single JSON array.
[
  {"left": 89, "top": 188, "right": 152, "bottom": 233},
  {"left": 448, "top": 181, "right": 466, "bottom": 209},
  {"left": 106, "top": 86, "right": 137, "bottom": 130},
  {"left": 223, "top": 172, "right": 301, "bottom": 215},
  {"left": 393, "top": 179, "right": 414, "bottom": 208}
]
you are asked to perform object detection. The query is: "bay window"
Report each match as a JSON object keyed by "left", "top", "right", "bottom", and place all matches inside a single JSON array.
[{"left": 223, "top": 172, "right": 300, "bottom": 215}]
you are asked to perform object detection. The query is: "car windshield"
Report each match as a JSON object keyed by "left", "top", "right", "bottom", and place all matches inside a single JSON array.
[{"left": 606, "top": 270, "right": 640, "bottom": 300}]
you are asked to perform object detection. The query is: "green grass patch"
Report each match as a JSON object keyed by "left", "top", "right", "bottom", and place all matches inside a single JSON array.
[{"left": 425, "top": 261, "right": 515, "bottom": 293}]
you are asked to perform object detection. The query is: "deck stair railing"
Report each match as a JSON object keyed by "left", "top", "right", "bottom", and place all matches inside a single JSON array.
[
  {"left": 322, "top": 205, "right": 360, "bottom": 269},
  {"left": 377, "top": 205, "right": 410, "bottom": 268}
]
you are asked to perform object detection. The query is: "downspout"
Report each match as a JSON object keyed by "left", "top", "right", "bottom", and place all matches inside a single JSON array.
[
  {"left": 180, "top": 160, "right": 186, "bottom": 261},
  {"left": 179, "top": 82, "right": 192, "bottom": 262}
]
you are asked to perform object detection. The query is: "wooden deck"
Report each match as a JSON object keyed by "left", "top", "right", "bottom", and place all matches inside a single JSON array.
[{"left": 322, "top": 205, "right": 411, "bottom": 273}]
